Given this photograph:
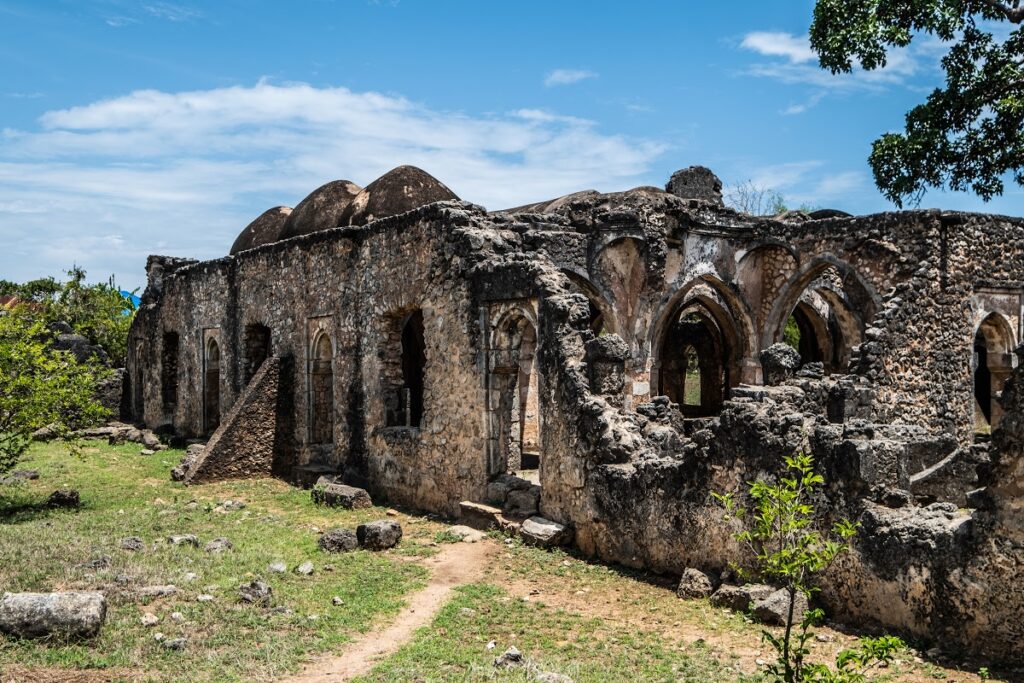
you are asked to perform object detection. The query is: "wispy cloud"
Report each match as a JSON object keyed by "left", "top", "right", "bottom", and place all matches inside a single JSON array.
[
  {"left": 142, "top": 2, "right": 201, "bottom": 22},
  {"left": 544, "top": 69, "right": 597, "bottom": 87},
  {"left": 738, "top": 31, "right": 922, "bottom": 96},
  {"left": 741, "top": 31, "right": 815, "bottom": 64},
  {"left": 0, "top": 81, "right": 665, "bottom": 287}
]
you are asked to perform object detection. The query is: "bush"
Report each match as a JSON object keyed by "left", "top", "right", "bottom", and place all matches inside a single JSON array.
[{"left": 0, "top": 311, "right": 109, "bottom": 473}]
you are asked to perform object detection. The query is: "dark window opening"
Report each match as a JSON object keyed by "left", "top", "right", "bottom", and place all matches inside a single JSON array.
[
  {"left": 204, "top": 338, "right": 221, "bottom": 435},
  {"left": 974, "top": 331, "right": 992, "bottom": 427},
  {"left": 161, "top": 331, "right": 179, "bottom": 410},
  {"left": 310, "top": 333, "right": 334, "bottom": 444},
  {"left": 243, "top": 323, "right": 272, "bottom": 385},
  {"left": 400, "top": 310, "right": 426, "bottom": 428}
]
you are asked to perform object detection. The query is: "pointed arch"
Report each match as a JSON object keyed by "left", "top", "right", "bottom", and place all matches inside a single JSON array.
[
  {"left": 765, "top": 256, "right": 880, "bottom": 373},
  {"left": 310, "top": 331, "right": 334, "bottom": 444},
  {"left": 204, "top": 337, "right": 221, "bottom": 435},
  {"left": 649, "top": 274, "right": 758, "bottom": 393},
  {"left": 975, "top": 312, "right": 1017, "bottom": 430}
]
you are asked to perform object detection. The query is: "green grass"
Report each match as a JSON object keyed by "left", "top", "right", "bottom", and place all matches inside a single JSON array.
[
  {"left": 355, "top": 583, "right": 760, "bottom": 683},
  {"left": 0, "top": 440, "right": 445, "bottom": 682}
]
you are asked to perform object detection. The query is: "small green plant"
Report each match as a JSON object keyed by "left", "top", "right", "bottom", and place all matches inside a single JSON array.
[
  {"left": 978, "top": 666, "right": 991, "bottom": 680},
  {"left": 714, "top": 452, "right": 904, "bottom": 682}
]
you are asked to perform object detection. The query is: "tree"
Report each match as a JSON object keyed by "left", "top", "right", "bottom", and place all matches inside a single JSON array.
[
  {"left": 715, "top": 453, "right": 903, "bottom": 682},
  {"left": 0, "top": 310, "right": 109, "bottom": 474},
  {"left": 726, "top": 181, "right": 789, "bottom": 215},
  {"left": 811, "top": 0, "right": 1024, "bottom": 207},
  {"left": 0, "top": 268, "right": 137, "bottom": 365}
]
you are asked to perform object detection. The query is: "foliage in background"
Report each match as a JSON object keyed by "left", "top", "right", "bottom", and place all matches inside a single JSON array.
[
  {"left": 783, "top": 315, "right": 802, "bottom": 351},
  {"left": 725, "top": 181, "right": 822, "bottom": 215},
  {"left": 811, "top": 0, "right": 1024, "bottom": 207},
  {"left": 0, "top": 312, "right": 109, "bottom": 474},
  {"left": 714, "top": 453, "right": 903, "bottom": 682},
  {"left": 0, "top": 267, "right": 137, "bottom": 365}
]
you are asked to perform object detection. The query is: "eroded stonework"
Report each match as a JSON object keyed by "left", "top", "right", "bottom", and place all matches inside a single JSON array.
[{"left": 128, "top": 165, "right": 1024, "bottom": 664}]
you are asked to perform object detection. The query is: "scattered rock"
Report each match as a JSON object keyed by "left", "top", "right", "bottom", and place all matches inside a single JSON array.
[
  {"left": 311, "top": 483, "right": 373, "bottom": 509},
  {"left": 752, "top": 588, "right": 808, "bottom": 627},
  {"left": 167, "top": 534, "right": 200, "bottom": 548},
  {"left": 444, "top": 525, "right": 486, "bottom": 543},
  {"left": 140, "top": 613, "right": 159, "bottom": 627},
  {"left": 140, "top": 449, "right": 155, "bottom": 456},
  {"left": 493, "top": 646, "right": 525, "bottom": 669},
  {"left": 1, "top": 469, "right": 40, "bottom": 484},
  {"left": 676, "top": 568, "right": 717, "bottom": 599},
  {"left": 294, "top": 561, "right": 314, "bottom": 576},
  {"left": 519, "top": 516, "right": 573, "bottom": 548},
  {"left": 268, "top": 561, "right": 287, "bottom": 573},
  {"left": 45, "top": 489, "right": 80, "bottom": 509},
  {"left": 182, "top": 572, "right": 197, "bottom": 583},
  {"left": 137, "top": 585, "right": 177, "bottom": 599},
  {"left": 218, "top": 499, "right": 246, "bottom": 511},
  {"left": 319, "top": 528, "right": 359, "bottom": 553},
  {"left": 196, "top": 594, "right": 215, "bottom": 602},
  {"left": 204, "top": 537, "right": 233, "bottom": 554},
  {"left": 81, "top": 556, "right": 111, "bottom": 571},
  {"left": 120, "top": 536, "right": 144, "bottom": 552},
  {"left": 0, "top": 591, "right": 106, "bottom": 639},
  {"left": 170, "top": 612, "right": 184, "bottom": 622},
  {"left": 709, "top": 584, "right": 774, "bottom": 612},
  {"left": 356, "top": 520, "right": 403, "bottom": 550},
  {"left": 162, "top": 637, "right": 187, "bottom": 651},
  {"left": 238, "top": 580, "right": 272, "bottom": 607},
  {"left": 332, "top": 596, "right": 344, "bottom": 606}
]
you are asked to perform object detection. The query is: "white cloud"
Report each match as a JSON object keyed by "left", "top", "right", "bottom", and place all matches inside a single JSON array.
[
  {"left": 740, "top": 32, "right": 816, "bottom": 64},
  {"left": 544, "top": 69, "right": 597, "bottom": 87},
  {"left": 739, "top": 31, "right": 921, "bottom": 93},
  {"left": 0, "top": 81, "right": 665, "bottom": 288}
]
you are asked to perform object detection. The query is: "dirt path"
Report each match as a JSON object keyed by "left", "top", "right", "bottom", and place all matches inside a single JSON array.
[{"left": 283, "top": 540, "right": 497, "bottom": 683}]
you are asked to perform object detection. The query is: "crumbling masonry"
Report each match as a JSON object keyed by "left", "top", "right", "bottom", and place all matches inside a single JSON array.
[{"left": 128, "top": 165, "right": 1024, "bottom": 664}]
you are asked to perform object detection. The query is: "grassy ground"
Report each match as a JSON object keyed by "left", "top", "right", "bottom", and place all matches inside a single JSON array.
[
  {"left": 0, "top": 440, "right": 1014, "bottom": 682},
  {"left": 0, "top": 440, "right": 445, "bottom": 682}
]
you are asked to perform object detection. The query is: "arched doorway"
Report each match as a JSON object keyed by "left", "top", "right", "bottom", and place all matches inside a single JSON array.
[
  {"left": 310, "top": 333, "right": 334, "bottom": 444},
  {"left": 974, "top": 313, "right": 1016, "bottom": 433},
  {"left": 488, "top": 312, "right": 541, "bottom": 477},
  {"left": 659, "top": 304, "right": 730, "bottom": 416},
  {"left": 770, "top": 262, "right": 873, "bottom": 374},
  {"left": 204, "top": 338, "right": 221, "bottom": 435}
]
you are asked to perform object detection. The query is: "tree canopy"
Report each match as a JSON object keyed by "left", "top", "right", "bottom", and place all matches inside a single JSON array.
[
  {"left": 0, "top": 267, "right": 137, "bottom": 365},
  {"left": 811, "top": 0, "right": 1024, "bottom": 206}
]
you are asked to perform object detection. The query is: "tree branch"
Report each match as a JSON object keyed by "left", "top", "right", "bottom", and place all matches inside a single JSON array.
[{"left": 978, "top": 0, "right": 1024, "bottom": 23}]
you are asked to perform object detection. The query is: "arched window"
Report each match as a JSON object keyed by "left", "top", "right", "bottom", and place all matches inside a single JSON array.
[
  {"left": 161, "top": 331, "right": 179, "bottom": 410},
  {"left": 974, "top": 313, "right": 1016, "bottom": 433},
  {"left": 204, "top": 338, "right": 221, "bottom": 434},
  {"left": 310, "top": 333, "right": 334, "bottom": 444},
  {"left": 401, "top": 310, "right": 426, "bottom": 428}
]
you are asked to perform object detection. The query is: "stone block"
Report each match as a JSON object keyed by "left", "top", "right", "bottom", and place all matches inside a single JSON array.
[
  {"left": 0, "top": 591, "right": 106, "bottom": 639},
  {"left": 356, "top": 520, "right": 403, "bottom": 550},
  {"left": 520, "top": 516, "right": 572, "bottom": 547},
  {"left": 312, "top": 483, "right": 372, "bottom": 509}
]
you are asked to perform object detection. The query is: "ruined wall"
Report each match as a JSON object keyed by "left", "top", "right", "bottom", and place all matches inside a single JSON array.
[{"left": 128, "top": 179, "right": 1024, "bottom": 664}]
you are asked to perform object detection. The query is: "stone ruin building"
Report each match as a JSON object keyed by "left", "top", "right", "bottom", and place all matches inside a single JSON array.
[{"left": 127, "top": 164, "right": 1024, "bottom": 664}]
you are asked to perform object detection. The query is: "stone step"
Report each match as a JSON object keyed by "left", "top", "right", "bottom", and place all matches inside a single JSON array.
[
  {"left": 292, "top": 464, "right": 338, "bottom": 489},
  {"left": 458, "top": 501, "right": 522, "bottom": 532}
]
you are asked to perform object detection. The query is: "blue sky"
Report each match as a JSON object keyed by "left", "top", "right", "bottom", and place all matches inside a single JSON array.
[{"left": 1, "top": 0, "right": 1022, "bottom": 290}]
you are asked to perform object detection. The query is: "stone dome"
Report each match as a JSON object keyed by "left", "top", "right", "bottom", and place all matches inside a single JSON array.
[
  {"left": 229, "top": 206, "right": 292, "bottom": 255},
  {"left": 338, "top": 166, "right": 459, "bottom": 227},
  {"left": 278, "top": 180, "right": 362, "bottom": 240}
]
